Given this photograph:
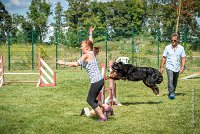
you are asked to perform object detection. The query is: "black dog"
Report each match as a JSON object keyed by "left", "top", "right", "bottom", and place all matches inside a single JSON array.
[{"left": 109, "top": 62, "right": 163, "bottom": 95}]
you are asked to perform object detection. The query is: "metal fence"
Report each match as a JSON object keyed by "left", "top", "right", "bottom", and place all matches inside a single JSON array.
[{"left": 0, "top": 28, "right": 199, "bottom": 71}]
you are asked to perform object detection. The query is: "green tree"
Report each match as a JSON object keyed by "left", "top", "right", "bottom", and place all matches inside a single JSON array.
[
  {"left": 0, "top": 1, "right": 12, "bottom": 37},
  {"left": 173, "top": 0, "right": 197, "bottom": 33},
  {"left": 27, "top": 0, "right": 51, "bottom": 42},
  {"left": 89, "top": 1, "right": 109, "bottom": 41},
  {"left": 90, "top": 1, "right": 108, "bottom": 28},
  {"left": 64, "top": 0, "right": 90, "bottom": 30},
  {"left": 10, "top": 14, "right": 24, "bottom": 43},
  {"left": 146, "top": 0, "right": 200, "bottom": 39},
  {"left": 194, "top": 0, "right": 200, "bottom": 17},
  {"left": 63, "top": 0, "right": 91, "bottom": 47},
  {"left": 127, "top": 0, "right": 145, "bottom": 29},
  {"left": 146, "top": 3, "right": 167, "bottom": 37},
  {"left": 54, "top": 2, "right": 63, "bottom": 30},
  {"left": 91, "top": 0, "right": 145, "bottom": 39},
  {"left": 10, "top": 14, "right": 34, "bottom": 44}
]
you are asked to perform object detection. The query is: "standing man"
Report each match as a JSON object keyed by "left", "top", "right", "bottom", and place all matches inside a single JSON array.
[{"left": 160, "top": 33, "right": 186, "bottom": 99}]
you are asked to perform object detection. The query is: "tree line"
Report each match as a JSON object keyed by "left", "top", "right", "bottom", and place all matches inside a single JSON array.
[{"left": 0, "top": 0, "right": 200, "bottom": 45}]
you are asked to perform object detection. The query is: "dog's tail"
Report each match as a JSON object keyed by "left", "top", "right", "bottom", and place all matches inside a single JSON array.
[{"left": 156, "top": 72, "right": 163, "bottom": 84}]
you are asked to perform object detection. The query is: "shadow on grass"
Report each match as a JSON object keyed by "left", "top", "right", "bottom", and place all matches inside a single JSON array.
[
  {"left": 162, "top": 92, "right": 186, "bottom": 96},
  {"left": 186, "top": 76, "right": 200, "bottom": 80},
  {"left": 121, "top": 101, "right": 163, "bottom": 106},
  {"left": 176, "top": 93, "right": 187, "bottom": 96}
]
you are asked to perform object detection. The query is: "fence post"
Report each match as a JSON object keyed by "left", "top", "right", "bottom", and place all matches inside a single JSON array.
[
  {"left": 7, "top": 32, "right": 10, "bottom": 71},
  {"left": 106, "top": 29, "right": 108, "bottom": 69},
  {"left": 79, "top": 27, "right": 83, "bottom": 70},
  {"left": 131, "top": 28, "right": 134, "bottom": 65},
  {"left": 32, "top": 30, "right": 34, "bottom": 70},
  {"left": 56, "top": 29, "right": 58, "bottom": 70},
  {"left": 157, "top": 30, "right": 161, "bottom": 69},
  {"left": 184, "top": 27, "right": 187, "bottom": 50}
]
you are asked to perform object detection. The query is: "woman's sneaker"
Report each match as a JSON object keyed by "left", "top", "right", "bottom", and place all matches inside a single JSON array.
[
  {"left": 104, "top": 106, "right": 112, "bottom": 112},
  {"left": 104, "top": 106, "right": 113, "bottom": 118},
  {"left": 97, "top": 117, "right": 107, "bottom": 122}
]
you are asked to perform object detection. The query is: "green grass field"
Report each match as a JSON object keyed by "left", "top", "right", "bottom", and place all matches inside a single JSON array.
[
  {"left": 1, "top": 37, "right": 200, "bottom": 133},
  {"left": 0, "top": 68, "right": 200, "bottom": 134}
]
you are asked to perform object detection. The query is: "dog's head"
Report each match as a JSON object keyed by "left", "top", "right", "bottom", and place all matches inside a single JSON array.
[
  {"left": 109, "top": 62, "right": 125, "bottom": 80},
  {"left": 111, "top": 61, "right": 124, "bottom": 71}
]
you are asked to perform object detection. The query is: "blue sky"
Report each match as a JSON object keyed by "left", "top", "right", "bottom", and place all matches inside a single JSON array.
[
  {"left": 2, "top": 0, "right": 69, "bottom": 15},
  {"left": 1, "top": 0, "right": 69, "bottom": 24}
]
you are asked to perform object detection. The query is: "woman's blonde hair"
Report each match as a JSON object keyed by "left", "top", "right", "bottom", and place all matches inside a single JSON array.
[
  {"left": 93, "top": 46, "right": 100, "bottom": 55},
  {"left": 81, "top": 39, "right": 93, "bottom": 50},
  {"left": 81, "top": 40, "right": 101, "bottom": 55}
]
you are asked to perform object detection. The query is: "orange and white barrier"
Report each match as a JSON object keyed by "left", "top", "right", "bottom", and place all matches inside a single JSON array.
[
  {"left": 0, "top": 56, "right": 56, "bottom": 87},
  {"left": 38, "top": 58, "right": 56, "bottom": 87}
]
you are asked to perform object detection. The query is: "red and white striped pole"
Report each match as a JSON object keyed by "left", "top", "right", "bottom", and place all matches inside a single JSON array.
[
  {"left": 98, "top": 63, "right": 106, "bottom": 105},
  {"left": 109, "top": 60, "right": 114, "bottom": 106},
  {"left": 0, "top": 56, "right": 4, "bottom": 87}
]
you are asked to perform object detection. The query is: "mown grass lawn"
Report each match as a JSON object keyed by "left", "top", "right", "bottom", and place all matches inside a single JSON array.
[{"left": 0, "top": 68, "right": 200, "bottom": 134}]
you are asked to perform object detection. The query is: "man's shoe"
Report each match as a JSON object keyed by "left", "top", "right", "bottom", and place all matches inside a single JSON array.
[{"left": 169, "top": 93, "right": 175, "bottom": 100}]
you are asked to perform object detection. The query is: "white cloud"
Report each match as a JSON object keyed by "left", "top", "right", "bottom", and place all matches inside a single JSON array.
[
  {"left": 9, "top": 0, "right": 30, "bottom": 7},
  {"left": 10, "top": 0, "right": 24, "bottom": 6}
]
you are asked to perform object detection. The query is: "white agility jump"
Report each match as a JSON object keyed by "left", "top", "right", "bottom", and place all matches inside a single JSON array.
[
  {"left": 104, "top": 60, "right": 122, "bottom": 106},
  {"left": 0, "top": 56, "right": 56, "bottom": 87},
  {"left": 116, "top": 57, "right": 129, "bottom": 64},
  {"left": 81, "top": 60, "right": 121, "bottom": 117}
]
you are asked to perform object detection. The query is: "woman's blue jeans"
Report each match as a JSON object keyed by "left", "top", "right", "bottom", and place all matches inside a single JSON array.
[{"left": 166, "top": 69, "right": 179, "bottom": 95}]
